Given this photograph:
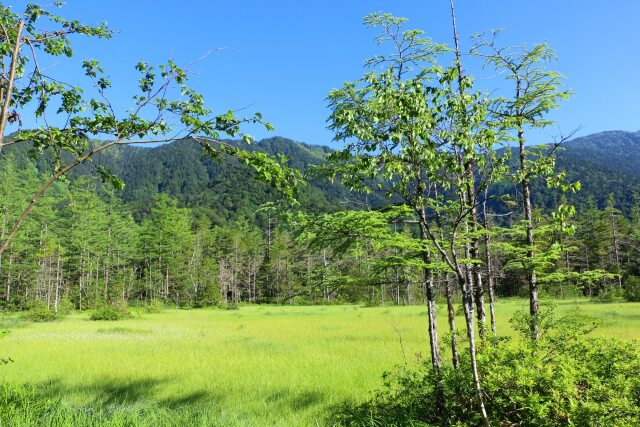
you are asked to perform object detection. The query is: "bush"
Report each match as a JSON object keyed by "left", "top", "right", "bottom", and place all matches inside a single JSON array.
[
  {"left": 56, "top": 298, "right": 75, "bottom": 315},
  {"left": 334, "top": 309, "right": 640, "bottom": 426},
  {"left": 90, "top": 301, "right": 131, "bottom": 321},
  {"left": 24, "top": 305, "right": 58, "bottom": 322},
  {"left": 596, "top": 285, "right": 624, "bottom": 301},
  {"left": 217, "top": 302, "right": 239, "bottom": 310},
  {"left": 143, "top": 300, "right": 165, "bottom": 314},
  {"left": 624, "top": 276, "right": 640, "bottom": 302}
]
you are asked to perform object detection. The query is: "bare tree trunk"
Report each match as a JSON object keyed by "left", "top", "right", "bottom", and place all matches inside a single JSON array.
[
  {"left": 470, "top": 199, "right": 487, "bottom": 340},
  {"left": 424, "top": 256, "right": 442, "bottom": 372},
  {"left": 79, "top": 249, "right": 85, "bottom": 310},
  {"left": 54, "top": 249, "right": 61, "bottom": 315},
  {"left": 446, "top": 273, "right": 460, "bottom": 369},
  {"left": 6, "top": 255, "right": 13, "bottom": 303},
  {"left": 418, "top": 216, "right": 444, "bottom": 411},
  {"left": 458, "top": 272, "right": 489, "bottom": 426},
  {"left": 322, "top": 249, "right": 329, "bottom": 302},
  {"left": 449, "top": 1, "right": 490, "bottom": 424},
  {"left": 94, "top": 259, "right": 100, "bottom": 304},
  {"left": 482, "top": 199, "right": 497, "bottom": 336},
  {"left": 46, "top": 257, "right": 53, "bottom": 310},
  {"left": 519, "top": 122, "right": 539, "bottom": 342},
  {"left": 611, "top": 210, "right": 623, "bottom": 287}
]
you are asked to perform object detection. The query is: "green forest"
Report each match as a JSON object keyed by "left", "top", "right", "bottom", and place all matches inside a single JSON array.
[
  {"left": 0, "top": 2, "right": 639, "bottom": 427},
  {"left": 2, "top": 145, "right": 640, "bottom": 311}
]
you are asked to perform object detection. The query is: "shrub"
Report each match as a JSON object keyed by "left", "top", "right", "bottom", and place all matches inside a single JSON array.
[
  {"left": 334, "top": 309, "right": 640, "bottom": 426},
  {"left": 143, "top": 300, "right": 165, "bottom": 314},
  {"left": 90, "top": 301, "right": 131, "bottom": 321},
  {"left": 217, "top": 302, "right": 239, "bottom": 310},
  {"left": 24, "top": 304, "right": 58, "bottom": 322},
  {"left": 596, "top": 285, "right": 624, "bottom": 301},
  {"left": 624, "top": 276, "right": 640, "bottom": 302},
  {"left": 56, "top": 298, "right": 75, "bottom": 315}
]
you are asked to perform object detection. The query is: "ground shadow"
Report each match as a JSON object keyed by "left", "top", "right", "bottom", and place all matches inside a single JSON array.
[
  {"left": 33, "top": 376, "right": 220, "bottom": 410},
  {"left": 265, "top": 387, "right": 326, "bottom": 411}
]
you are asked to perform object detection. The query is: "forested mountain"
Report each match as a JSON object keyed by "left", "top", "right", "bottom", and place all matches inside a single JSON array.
[
  {"left": 96, "top": 137, "right": 357, "bottom": 223},
  {"left": 1, "top": 136, "right": 362, "bottom": 225},
  {"left": 1, "top": 130, "right": 639, "bottom": 223},
  {"left": 552, "top": 130, "right": 640, "bottom": 213},
  {"left": 84, "top": 128, "right": 640, "bottom": 219}
]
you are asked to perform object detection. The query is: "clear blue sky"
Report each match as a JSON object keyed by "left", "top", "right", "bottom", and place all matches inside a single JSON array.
[{"left": 9, "top": 0, "right": 640, "bottom": 147}]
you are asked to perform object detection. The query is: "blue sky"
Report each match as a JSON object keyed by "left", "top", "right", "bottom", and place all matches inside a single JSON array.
[{"left": 9, "top": 0, "right": 640, "bottom": 147}]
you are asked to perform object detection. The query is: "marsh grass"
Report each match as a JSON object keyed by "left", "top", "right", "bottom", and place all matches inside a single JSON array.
[{"left": 0, "top": 299, "right": 638, "bottom": 426}]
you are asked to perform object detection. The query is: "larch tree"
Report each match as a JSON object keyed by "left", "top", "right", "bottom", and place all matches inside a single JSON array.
[
  {"left": 139, "top": 194, "right": 194, "bottom": 305},
  {"left": 472, "top": 30, "right": 575, "bottom": 341}
]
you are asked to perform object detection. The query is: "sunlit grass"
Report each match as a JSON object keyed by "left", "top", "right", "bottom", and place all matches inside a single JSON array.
[{"left": 0, "top": 299, "right": 638, "bottom": 426}]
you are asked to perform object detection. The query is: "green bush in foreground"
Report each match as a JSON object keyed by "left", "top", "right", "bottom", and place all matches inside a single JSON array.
[{"left": 334, "top": 310, "right": 640, "bottom": 426}]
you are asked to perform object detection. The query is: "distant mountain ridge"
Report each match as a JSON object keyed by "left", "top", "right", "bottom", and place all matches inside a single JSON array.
[
  {"left": 88, "top": 136, "right": 360, "bottom": 224},
  {"left": 546, "top": 130, "right": 640, "bottom": 214},
  {"left": 2, "top": 130, "right": 639, "bottom": 222}
]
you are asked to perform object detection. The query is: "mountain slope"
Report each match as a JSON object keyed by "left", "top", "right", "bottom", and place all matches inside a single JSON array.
[
  {"left": 2, "top": 130, "right": 639, "bottom": 222},
  {"left": 543, "top": 130, "right": 640, "bottom": 214},
  {"left": 95, "top": 137, "right": 362, "bottom": 223}
]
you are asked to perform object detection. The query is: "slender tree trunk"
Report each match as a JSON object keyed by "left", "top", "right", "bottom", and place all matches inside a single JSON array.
[
  {"left": 79, "top": 249, "right": 84, "bottom": 310},
  {"left": 456, "top": 272, "right": 489, "bottom": 422},
  {"left": 322, "top": 249, "right": 328, "bottom": 302},
  {"left": 423, "top": 253, "right": 442, "bottom": 372},
  {"left": 6, "top": 255, "right": 13, "bottom": 303},
  {"left": 94, "top": 259, "right": 100, "bottom": 305},
  {"left": 46, "top": 256, "right": 53, "bottom": 310},
  {"left": 54, "top": 249, "right": 61, "bottom": 315},
  {"left": 449, "top": 1, "right": 490, "bottom": 424},
  {"left": 446, "top": 272, "right": 460, "bottom": 369},
  {"left": 611, "top": 211, "right": 623, "bottom": 287},
  {"left": 418, "top": 216, "right": 444, "bottom": 412},
  {"left": 482, "top": 199, "right": 497, "bottom": 335},
  {"left": 469, "top": 189, "right": 487, "bottom": 340},
  {"left": 519, "top": 122, "right": 539, "bottom": 341}
]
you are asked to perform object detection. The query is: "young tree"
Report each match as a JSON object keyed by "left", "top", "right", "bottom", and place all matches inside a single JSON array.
[
  {"left": 327, "top": 12, "right": 449, "bottom": 384},
  {"left": 326, "top": 14, "right": 502, "bottom": 420},
  {"left": 472, "top": 31, "right": 574, "bottom": 341}
]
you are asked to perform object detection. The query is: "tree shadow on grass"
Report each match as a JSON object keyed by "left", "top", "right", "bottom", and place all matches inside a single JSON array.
[
  {"left": 33, "top": 376, "right": 220, "bottom": 410},
  {"left": 265, "top": 387, "right": 326, "bottom": 411},
  {"left": 30, "top": 377, "right": 334, "bottom": 422}
]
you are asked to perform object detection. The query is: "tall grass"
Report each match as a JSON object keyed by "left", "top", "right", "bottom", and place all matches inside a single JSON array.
[{"left": 0, "top": 299, "right": 638, "bottom": 426}]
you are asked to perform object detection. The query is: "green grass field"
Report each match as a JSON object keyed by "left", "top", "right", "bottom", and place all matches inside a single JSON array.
[{"left": 0, "top": 299, "right": 639, "bottom": 426}]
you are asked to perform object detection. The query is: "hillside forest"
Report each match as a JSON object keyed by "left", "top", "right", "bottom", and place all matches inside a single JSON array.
[{"left": 1, "top": 145, "right": 640, "bottom": 311}]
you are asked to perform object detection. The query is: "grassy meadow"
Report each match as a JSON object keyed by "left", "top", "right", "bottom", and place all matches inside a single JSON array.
[{"left": 0, "top": 298, "right": 639, "bottom": 426}]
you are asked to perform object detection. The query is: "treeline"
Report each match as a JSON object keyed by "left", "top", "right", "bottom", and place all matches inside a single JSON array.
[
  {"left": 0, "top": 153, "right": 364, "bottom": 310},
  {"left": 2, "top": 152, "right": 639, "bottom": 313}
]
